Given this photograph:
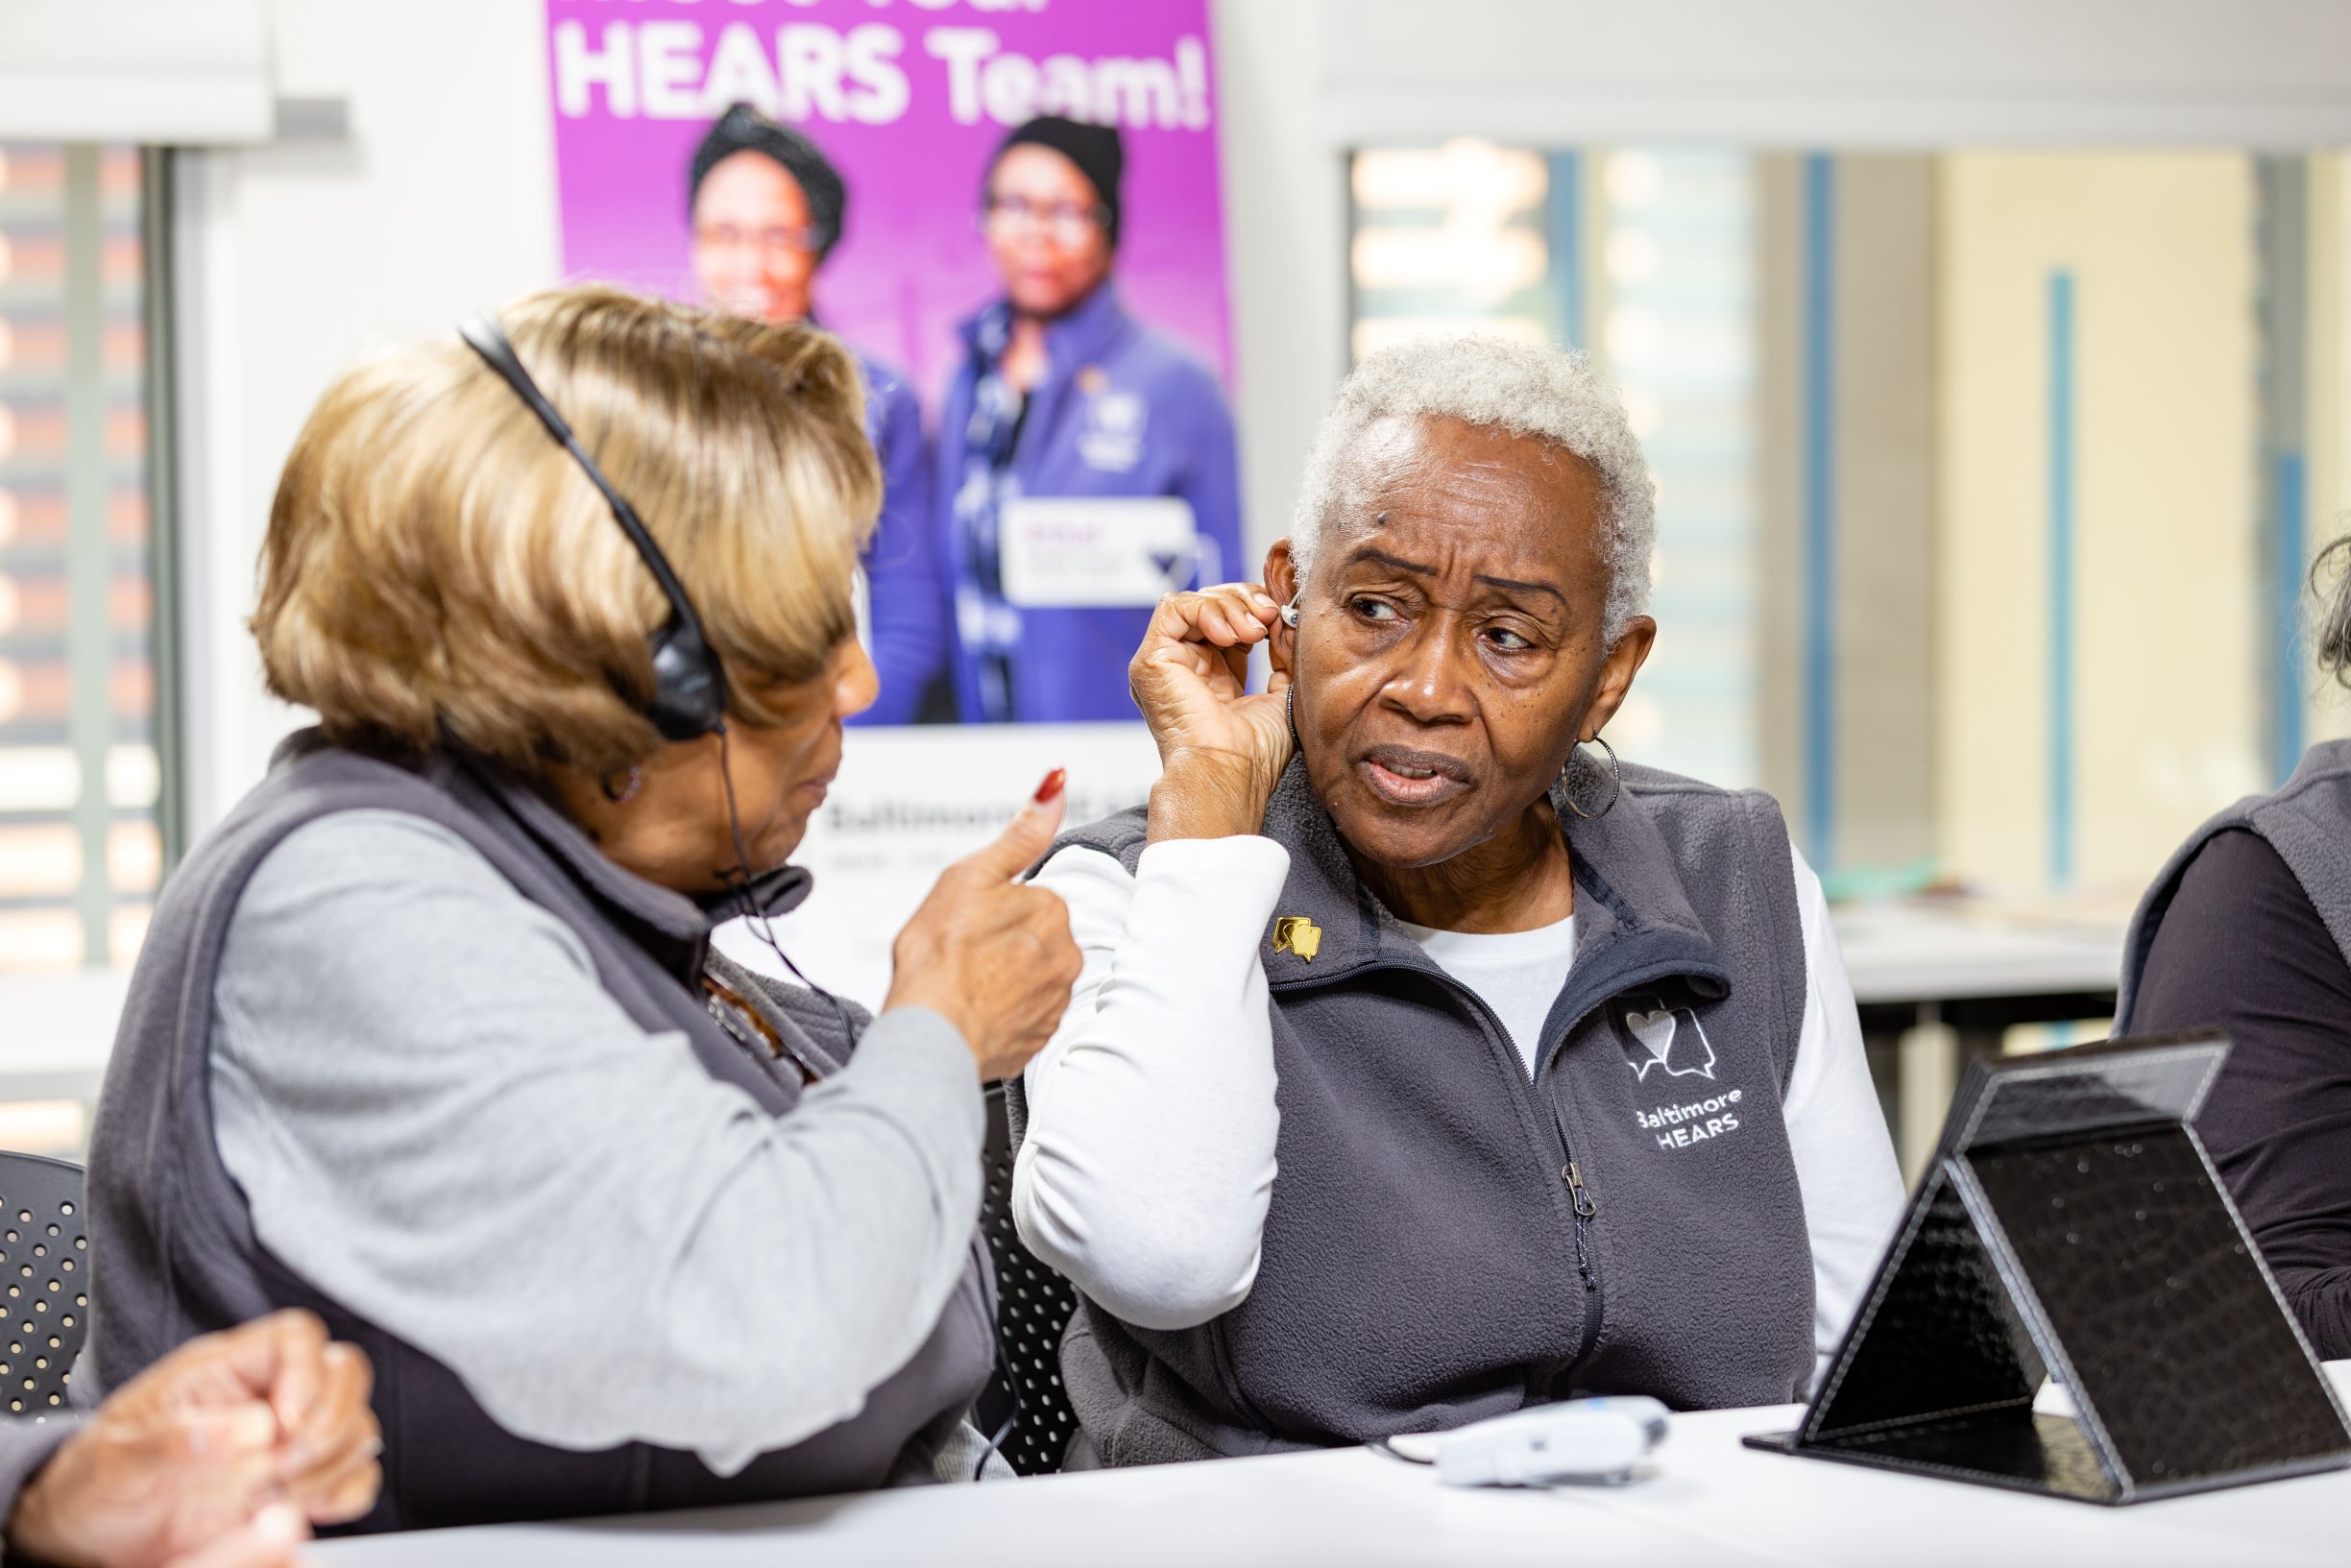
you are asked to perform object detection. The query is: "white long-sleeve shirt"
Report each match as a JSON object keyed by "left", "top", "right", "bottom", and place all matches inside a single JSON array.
[{"left": 1012, "top": 834, "right": 1904, "bottom": 1387}]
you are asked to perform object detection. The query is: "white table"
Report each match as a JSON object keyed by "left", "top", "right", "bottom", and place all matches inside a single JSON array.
[
  {"left": 1831, "top": 900, "right": 2125, "bottom": 1009},
  {"left": 1830, "top": 900, "right": 2128, "bottom": 1177},
  {"left": 314, "top": 1363, "right": 2351, "bottom": 1568}
]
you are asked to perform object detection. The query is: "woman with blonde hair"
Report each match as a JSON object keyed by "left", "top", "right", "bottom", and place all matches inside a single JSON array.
[{"left": 82, "top": 286, "right": 1080, "bottom": 1529}]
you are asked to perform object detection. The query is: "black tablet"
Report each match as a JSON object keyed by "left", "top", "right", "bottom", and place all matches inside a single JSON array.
[{"left": 1744, "top": 1032, "right": 2351, "bottom": 1504}]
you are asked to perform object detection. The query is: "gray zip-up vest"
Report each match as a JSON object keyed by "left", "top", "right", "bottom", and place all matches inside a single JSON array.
[
  {"left": 83, "top": 733, "right": 996, "bottom": 1530},
  {"left": 1016, "top": 757, "right": 1816, "bottom": 1465},
  {"left": 2120, "top": 738, "right": 2351, "bottom": 1026}
]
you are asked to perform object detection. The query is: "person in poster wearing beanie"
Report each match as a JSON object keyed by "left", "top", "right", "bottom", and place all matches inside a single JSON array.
[
  {"left": 691, "top": 104, "right": 950, "bottom": 725},
  {"left": 940, "top": 115, "right": 1245, "bottom": 724}
]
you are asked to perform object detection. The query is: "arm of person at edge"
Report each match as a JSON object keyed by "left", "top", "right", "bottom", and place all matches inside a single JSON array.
[
  {"left": 2, "top": 1310, "right": 379, "bottom": 1568},
  {"left": 208, "top": 807, "right": 1030, "bottom": 1477},
  {"left": 850, "top": 380, "right": 946, "bottom": 728},
  {"left": 2128, "top": 830, "right": 2351, "bottom": 1359},
  {"left": 1015, "top": 587, "right": 1904, "bottom": 1377}
]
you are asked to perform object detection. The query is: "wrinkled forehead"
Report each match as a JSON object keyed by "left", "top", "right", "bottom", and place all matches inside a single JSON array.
[{"left": 1315, "top": 412, "right": 1612, "bottom": 591}]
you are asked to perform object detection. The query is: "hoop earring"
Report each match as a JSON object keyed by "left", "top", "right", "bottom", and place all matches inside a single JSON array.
[
  {"left": 1560, "top": 735, "right": 1621, "bottom": 820},
  {"left": 600, "top": 765, "right": 643, "bottom": 805}
]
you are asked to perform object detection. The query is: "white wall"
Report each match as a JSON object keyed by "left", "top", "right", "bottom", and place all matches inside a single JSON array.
[
  {"left": 0, "top": 0, "right": 273, "bottom": 142},
  {"left": 1935, "top": 155, "right": 2264, "bottom": 894},
  {"left": 1318, "top": 0, "right": 2351, "bottom": 147},
  {"left": 1211, "top": 0, "right": 1345, "bottom": 574},
  {"left": 178, "top": 0, "right": 564, "bottom": 830}
]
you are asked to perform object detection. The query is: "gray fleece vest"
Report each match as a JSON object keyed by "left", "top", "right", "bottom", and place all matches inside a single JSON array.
[
  {"left": 1017, "top": 757, "right": 1816, "bottom": 1466},
  {"left": 83, "top": 733, "right": 996, "bottom": 1531},
  {"left": 2121, "top": 738, "right": 2351, "bottom": 1026}
]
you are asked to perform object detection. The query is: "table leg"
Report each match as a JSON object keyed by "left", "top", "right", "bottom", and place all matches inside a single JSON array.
[{"left": 1896, "top": 1003, "right": 1958, "bottom": 1185}]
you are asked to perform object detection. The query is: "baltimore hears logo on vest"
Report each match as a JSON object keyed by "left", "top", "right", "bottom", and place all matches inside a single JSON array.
[{"left": 1616, "top": 998, "right": 1717, "bottom": 1081}]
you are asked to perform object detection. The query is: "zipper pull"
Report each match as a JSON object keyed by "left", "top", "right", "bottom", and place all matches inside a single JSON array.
[{"left": 1562, "top": 1161, "right": 1597, "bottom": 1218}]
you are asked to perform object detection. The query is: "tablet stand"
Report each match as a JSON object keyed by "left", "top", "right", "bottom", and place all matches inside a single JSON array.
[{"left": 1746, "top": 1034, "right": 2351, "bottom": 1503}]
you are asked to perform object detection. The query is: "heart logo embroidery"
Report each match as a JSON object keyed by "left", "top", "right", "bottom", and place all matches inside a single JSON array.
[
  {"left": 1627, "top": 1008, "right": 1678, "bottom": 1064},
  {"left": 1619, "top": 1001, "right": 1718, "bottom": 1081}
]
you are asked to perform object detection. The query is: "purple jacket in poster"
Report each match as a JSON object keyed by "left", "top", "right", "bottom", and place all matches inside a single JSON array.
[
  {"left": 847, "top": 346, "right": 948, "bottom": 726},
  {"left": 936, "top": 284, "right": 1242, "bottom": 724}
]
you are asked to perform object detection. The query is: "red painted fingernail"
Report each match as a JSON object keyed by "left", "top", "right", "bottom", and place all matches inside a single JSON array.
[{"left": 1033, "top": 768, "right": 1067, "bottom": 804}]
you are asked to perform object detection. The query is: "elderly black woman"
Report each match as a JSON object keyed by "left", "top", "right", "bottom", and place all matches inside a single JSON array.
[
  {"left": 82, "top": 286, "right": 1081, "bottom": 1528},
  {"left": 1007, "top": 333, "right": 1903, "bottom": 1465}
]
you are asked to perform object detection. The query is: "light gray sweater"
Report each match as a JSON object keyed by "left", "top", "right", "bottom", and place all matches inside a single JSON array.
[{"left": 207, "top": 808, "right": 993, "bottom": 1479}]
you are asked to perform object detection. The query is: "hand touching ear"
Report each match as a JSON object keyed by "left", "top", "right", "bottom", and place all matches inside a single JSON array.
[{"left": 1128, "top": 584, "right": 1293, "bottom": 841}]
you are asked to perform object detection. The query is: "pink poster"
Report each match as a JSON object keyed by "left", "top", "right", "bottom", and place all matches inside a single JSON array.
[
  {"left": 543, "top": 0, "right": 1231, "bottom": 406},
  {"left": 541, "top": 2, "right": 1240, "bottom": 981}
]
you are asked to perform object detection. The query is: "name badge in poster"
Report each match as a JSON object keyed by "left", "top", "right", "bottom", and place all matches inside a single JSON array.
[{"left": 1000, "top": 497, "right": 1206, "bottom": 607}]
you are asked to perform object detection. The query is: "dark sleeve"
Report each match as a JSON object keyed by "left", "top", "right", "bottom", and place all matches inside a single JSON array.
[{"left": 2132, "top": 828, "right": 2351, "bottom": 1358}]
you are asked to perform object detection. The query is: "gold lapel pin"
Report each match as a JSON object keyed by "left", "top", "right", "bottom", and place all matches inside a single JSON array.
[{"left": 1272, "top": 916, "right": 1322, "bottom": 962}]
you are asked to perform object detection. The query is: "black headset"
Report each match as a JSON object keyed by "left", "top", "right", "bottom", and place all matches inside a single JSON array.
[{"left": 458, "top": 315, "right": 729, "bottom": 742}]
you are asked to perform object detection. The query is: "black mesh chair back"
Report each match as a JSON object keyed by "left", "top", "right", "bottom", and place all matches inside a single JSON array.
[
  {"left": 973, "top": 1085, "right": 1080, "bottom": 1475},
  {"left": 0, "top": 1153, "right": 87, "bottom": 1417}
]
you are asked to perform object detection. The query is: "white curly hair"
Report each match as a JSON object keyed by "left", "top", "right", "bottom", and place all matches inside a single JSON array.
[{"left": 1290, "top": 333, "right": 1656, "bottom": 643}]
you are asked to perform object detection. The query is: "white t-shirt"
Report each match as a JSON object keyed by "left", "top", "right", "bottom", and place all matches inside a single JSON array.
[{"left": 1394, "top": 913, "right": 1579, "bottom": 1077}]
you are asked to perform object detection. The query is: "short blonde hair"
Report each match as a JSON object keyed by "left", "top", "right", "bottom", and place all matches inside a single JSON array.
[{"left": 254, "top": 285, "right": 879, "bottom": 777}]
